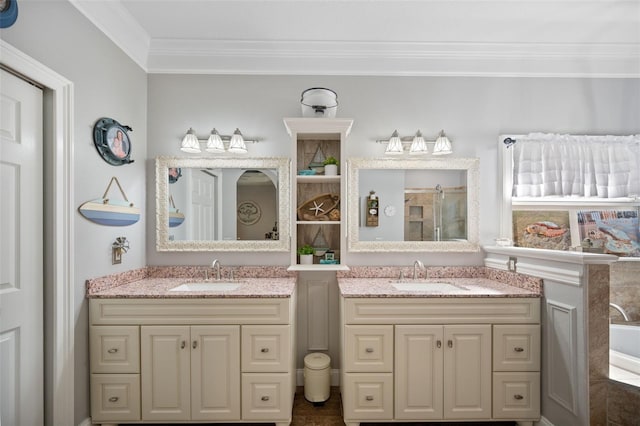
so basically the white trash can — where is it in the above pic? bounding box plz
[303,352,331,403]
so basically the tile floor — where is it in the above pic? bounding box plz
[141,386,517,426]
[291,387,516,426]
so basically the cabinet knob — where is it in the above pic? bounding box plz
[514,347,524,352]
[261,396,270,401]
[193,341,198,349]
[447,340,453,348]
[180,340,186,349]
[365,348,374,353]
[107,348,118,354]
[261,348,269,353]
[108,396,119,402]
[436,340,442,348]
[365,395,374,401]
[514,394,524,400]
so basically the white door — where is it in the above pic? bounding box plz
[190,170,217,240]
[0,69,44,426]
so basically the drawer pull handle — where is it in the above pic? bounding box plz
[261,348,269,353]
[365,396,374,401]
[437,340,442,348]
[193,341,198,349]
[365,348,374,353]
[448,340,453,348]
[180,341,186,349]
[514,347,524,352]
[108,397,119,402]
[261,396,270,401]
[107,348,118,354]
[514,394,524,400]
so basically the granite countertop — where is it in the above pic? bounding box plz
[87,277,296,299]
[338,277,541,298]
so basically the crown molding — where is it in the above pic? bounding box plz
[68,0,150,71]
[146,39,640,77]
[69,0,640,77]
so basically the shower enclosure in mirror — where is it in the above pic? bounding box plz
[156,156,290,251]
[347,157,479,252]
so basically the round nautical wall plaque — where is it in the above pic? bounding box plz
[93,117,134,166]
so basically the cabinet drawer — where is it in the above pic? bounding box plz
[342,373,393,421]
[493,325,540,372]
[90,374,140,422]
[241,373,292,421]
[344,325,393,372]
[492,372,540,419]
[242,325,291,372]
[90,326,139,373]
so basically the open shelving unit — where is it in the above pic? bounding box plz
[283,117,353,271]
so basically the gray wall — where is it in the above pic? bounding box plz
[2,2,640,423]
[147,74,640,266]
[1,3,147,423]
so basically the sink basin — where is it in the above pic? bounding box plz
[391,281,467,292]
[169,282,243,292]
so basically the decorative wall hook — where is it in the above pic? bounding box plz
[112,236,130,265]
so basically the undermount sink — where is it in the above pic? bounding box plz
[390,281,467,292]
[169,281,243,292]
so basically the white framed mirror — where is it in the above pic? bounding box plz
[347,157,480,252]
[156,156,291,251]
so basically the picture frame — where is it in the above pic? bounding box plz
[237,200,261,226]
[512,210,572,250]
[92,117,134,166]
[168,167,182,183]
[577,209,640,256]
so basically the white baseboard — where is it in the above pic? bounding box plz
[296,368,340,387]
[78,418,91,426]
[536,416,555,426]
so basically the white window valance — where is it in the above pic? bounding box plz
[512,133,640,198]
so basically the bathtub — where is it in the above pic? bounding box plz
[610,323,640,376]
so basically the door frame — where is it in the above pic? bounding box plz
[1,39,75,426]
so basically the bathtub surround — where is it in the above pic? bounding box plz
[610,261,640,322]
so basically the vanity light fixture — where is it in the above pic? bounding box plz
[378,130,453,156]
[180,127,257,154]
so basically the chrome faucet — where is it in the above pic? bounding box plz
[413,260,425,280]
[211,258,222,281]
[610,303,631,322]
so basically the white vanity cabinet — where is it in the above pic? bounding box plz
[89,296,296,426]
[340,296,541,426]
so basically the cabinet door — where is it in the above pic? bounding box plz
[443,324,491,419]
[395,325,444,420]
[141,326,190,421]
[191,325,241,420]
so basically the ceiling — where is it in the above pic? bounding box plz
[69,0,640,77]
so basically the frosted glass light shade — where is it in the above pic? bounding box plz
[227,128,248,154]
[180,128,201,153]
[205,128,225,153]
[409,130,428,155]
[432,130,452,155]
[385,130,404,155]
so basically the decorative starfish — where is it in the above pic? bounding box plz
[309,201,325,216]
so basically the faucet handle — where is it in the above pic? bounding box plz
[229,269,235,281]
[398,270,405,281]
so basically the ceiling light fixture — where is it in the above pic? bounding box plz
[377,130,453,156]
[180,128,258,154]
